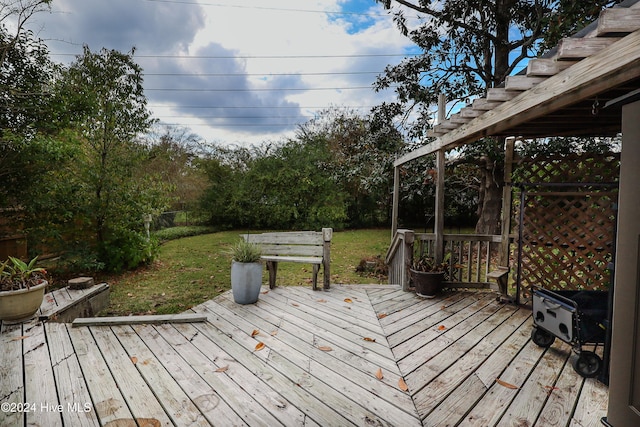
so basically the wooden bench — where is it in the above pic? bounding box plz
[243,228,332,290]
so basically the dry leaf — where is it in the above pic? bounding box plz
[130,356,138,364]
[344,298,353,303]
[495,378,519,389]
[255,342,266,351]
[375,368,384,380]
[251,329,260,337]
[437,325,446,331]
[291,303,300,307]
[317,299,327,303]
[377,313,387,319]
[215,365,229,373]
[363,337,376,342]
[440,306,446,310]
[261,290,269,294]
[11,335,29,341]
[398,378,409,392]
[318,346,333,352]
[270,330,278,336]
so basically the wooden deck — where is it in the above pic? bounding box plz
[0,285,608,426]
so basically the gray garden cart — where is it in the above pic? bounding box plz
[531,287,609,378]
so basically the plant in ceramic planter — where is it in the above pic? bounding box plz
[230,240,263,305]
[410,253,449,298]
[0,256,48,321]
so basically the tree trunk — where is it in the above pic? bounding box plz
[475,156,504,235]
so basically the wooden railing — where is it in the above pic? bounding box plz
[386,229,510,292]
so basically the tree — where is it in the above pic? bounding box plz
[296,108,404,227]
[0,1,56,207]
[374,0,622,233]
[50,46,168,270]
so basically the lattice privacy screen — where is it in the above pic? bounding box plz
[511,153,619,304]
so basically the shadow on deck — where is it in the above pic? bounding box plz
[0,285,608,426]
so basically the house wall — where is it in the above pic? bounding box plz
[607,99,640,426]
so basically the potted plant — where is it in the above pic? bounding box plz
[0,256,48,322]
[410,253,449,298]
[230,239,263,304]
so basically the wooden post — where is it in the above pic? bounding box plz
[496,136,516,297]
[391,165,400,239]
[434,149,445,264]
[322,228,332,290]
[402,230,415,292]
[434,94,447,264]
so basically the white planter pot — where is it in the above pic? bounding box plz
[231,261,263,304]
[0,280,47,322]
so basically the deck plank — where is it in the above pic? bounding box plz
[0,286,610,426]
[45,323,99,427]
[133,323,249,426]
[0,324,25,427]
[89,326,174,426]
[68,326,138,425]
[23,321,62,427]
[111,324,212,426]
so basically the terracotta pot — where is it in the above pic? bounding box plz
[410,270,444,298]
[0,280,47,322]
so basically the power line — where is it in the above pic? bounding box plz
[51,53,417,59]
[145,86,383,92]
[142,0,392,18]
[144,71,382,77]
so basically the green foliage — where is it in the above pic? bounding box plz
[153,226,218,242]
[0,256,47,291]
[230,239,262,263]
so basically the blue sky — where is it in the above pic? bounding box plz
[29,0,416,146]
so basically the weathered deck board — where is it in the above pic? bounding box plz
[0,285,609,426]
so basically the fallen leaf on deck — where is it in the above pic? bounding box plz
[545,385,559,395]
[291,303,299,307]
[363,337,376,342]
[251,329,260,337]
[255,342,265,351]
[318,346,333,351]
[130,356,138,364]
[215,365,229,373]
[317,299,327,303]
[440,306,446,310]
[495,378,519,389]
[261,290,269,294]
[377,313,387,319]
[12,335,29,341]
[375,368,384,380]
[437,325,446,331]
[398,378,409,392]
[270,330,278,336]
[344,298,353,303]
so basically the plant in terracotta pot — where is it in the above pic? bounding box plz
[410,253,449,298]
[0,256,48,322]
[229,239,263,304]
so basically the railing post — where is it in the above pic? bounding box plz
[435,149,445,264]
[392,166,400,239]
[402,230,415,291]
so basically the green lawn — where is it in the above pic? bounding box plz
[100,228,391,316]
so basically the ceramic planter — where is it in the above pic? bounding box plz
[0,280,47,322]
[231,261,263,304]
[410,269,444,298]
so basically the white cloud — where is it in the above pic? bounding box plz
[32,0,413,146]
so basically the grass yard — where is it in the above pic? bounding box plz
[100,228,391,316]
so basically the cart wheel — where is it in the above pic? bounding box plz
[531,328,555,348]
[572,351,602,378]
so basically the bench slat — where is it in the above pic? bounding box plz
[258,244,323,257]
[261,256,323,264]
[244,232,323,245]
